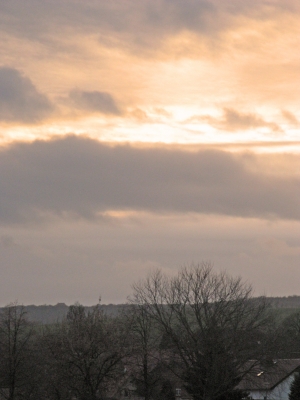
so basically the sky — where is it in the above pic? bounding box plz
[0,0,299,305]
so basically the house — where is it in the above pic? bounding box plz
[117,357,300,400]
[237,359,300,400]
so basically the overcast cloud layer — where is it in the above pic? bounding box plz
[1,0,300,46]
[0,212,299,305]
[0,136,298,225]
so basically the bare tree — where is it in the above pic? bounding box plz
[125,305,163,400]
[280,311,300,358]
[131,263,276,400]
[0,303,36,400]
[44,303,128,400]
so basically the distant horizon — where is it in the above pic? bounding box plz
[3,294,300,309]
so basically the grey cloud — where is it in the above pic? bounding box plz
[69,89,121,115]
[282,110,299,126]
[0,67,53,123]
[221,108,281,132]
[189,108,282,132]
[0,1,217,40]
[0,1,298,51]
[0,135,298,224]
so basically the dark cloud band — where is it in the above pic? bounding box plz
[0,135,298,224]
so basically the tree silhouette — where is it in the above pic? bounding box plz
[131,263,276,400]
[0,303,36,400]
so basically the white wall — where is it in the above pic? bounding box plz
[249,373,295,400]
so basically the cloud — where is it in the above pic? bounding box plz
[0,67,53,123]
[0,235,15,248]
[128,108,150,122]
[0,214,299,305]
[281,110,299,126]
[188,108,282,132]
[0,1,298,126]
[1,1,299,53]
[258,237,300,257]
[221,108,281,132]
[69,89,121,115]
[0,135,298,224]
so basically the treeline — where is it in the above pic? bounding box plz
[2,297,300,326]
[268,296,300,309]
[1,264,300,400]
[0,303,128,324]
